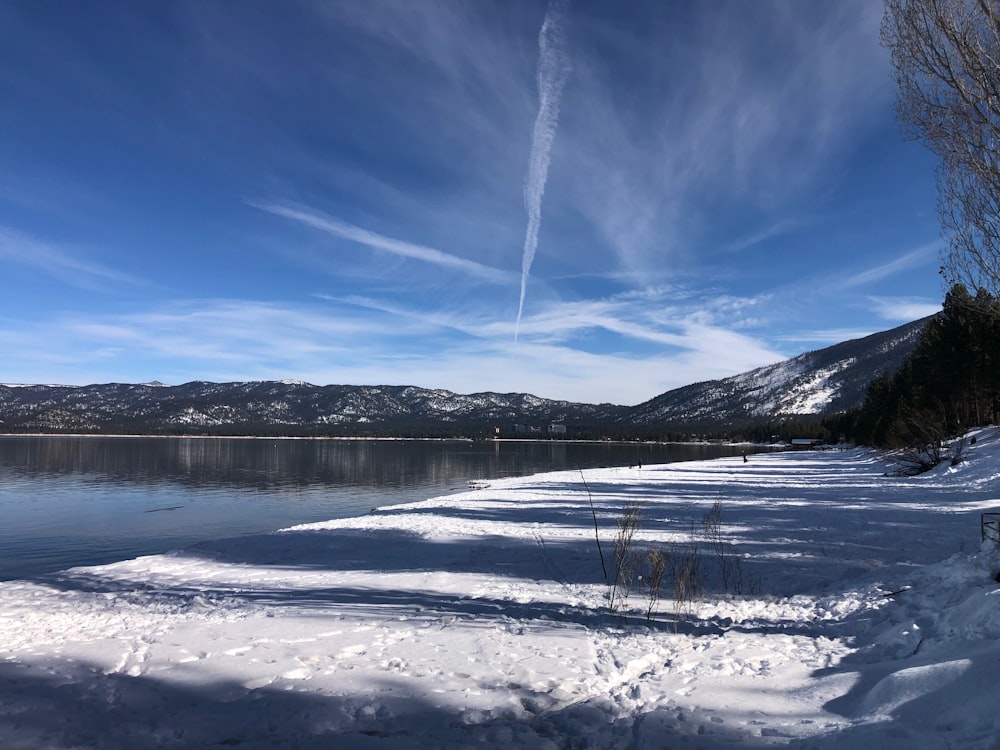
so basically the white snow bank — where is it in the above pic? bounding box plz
[2,432,999,748]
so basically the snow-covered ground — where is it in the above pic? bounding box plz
[2,431,1000,749]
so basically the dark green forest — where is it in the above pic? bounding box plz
[843,285,999,453]
[753,285,1000,457]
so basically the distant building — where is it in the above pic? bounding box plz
[548,423,567,435]
[791,438,818,449]
[513,423,531,434]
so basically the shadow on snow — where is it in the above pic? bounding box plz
[0,657,832,750]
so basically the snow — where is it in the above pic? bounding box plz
[774,359,855,414]
[0,383,74,389]
[2,432,1000,749]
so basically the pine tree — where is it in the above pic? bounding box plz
[852,284,1000,449]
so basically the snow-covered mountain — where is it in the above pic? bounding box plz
[0,381,628,435]
[629,317,930,429]
[0,318,929,435]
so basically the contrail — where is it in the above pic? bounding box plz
[515,0,571,341]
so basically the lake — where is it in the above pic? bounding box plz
[0,436,752,581]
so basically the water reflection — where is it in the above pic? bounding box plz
[0,437,745,489]
[0,437,748,580]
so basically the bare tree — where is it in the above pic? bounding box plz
[882,0,1000,295]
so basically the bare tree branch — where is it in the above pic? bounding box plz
[884,0,1000,295]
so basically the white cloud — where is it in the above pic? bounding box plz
[253,203,516,284]
[0,291,788,404]
[774,328,884,346]
[317,290,786,401]
[0,3,928,405]
[839,242,940,289]
[0,225,144,289]
[868,296,941,322]
[557,2,890,275]
[723,219,808,255]
[516,0,572,338]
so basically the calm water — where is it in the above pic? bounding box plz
[0,436,749,581]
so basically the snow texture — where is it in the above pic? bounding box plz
[2,430,1000,748]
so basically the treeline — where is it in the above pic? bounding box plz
[701,285,1000,451]
[846,285,1000,448]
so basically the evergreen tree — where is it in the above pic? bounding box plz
[852,284,1000,448]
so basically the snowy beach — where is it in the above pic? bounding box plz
[2,434,999,749]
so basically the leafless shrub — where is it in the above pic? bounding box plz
[892,409,947,475]
[669,540,703,627]
[702,500,735,593]
[609,503,642,617]
[950,435,969,466]
[729,553,745,595]
[612,501,760,627]
[894,446,941,475]
[701,500,753,596]
[641,546,669,622]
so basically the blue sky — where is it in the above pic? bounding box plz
[0,1,945,405]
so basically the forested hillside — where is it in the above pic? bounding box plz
[851,285,1000,452]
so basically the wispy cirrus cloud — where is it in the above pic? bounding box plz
[774,328,884,345]
[838,242,940,290]
[868,296,941,322]
[0,299,423,384]
[559,2,889,274]
[253,202,516,284]
[339,291,786,401]
[722,218,809,255]
[0,3,939,401]
[0,295,782,403]
[326,287,784,391]
[0,225,143,289]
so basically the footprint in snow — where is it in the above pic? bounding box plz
[244,676,275,690]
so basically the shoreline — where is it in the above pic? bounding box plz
[4,440,994,746]
[0,439,756,582]
[0,432,777,448]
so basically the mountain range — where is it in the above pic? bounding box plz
[0,317,930,437]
